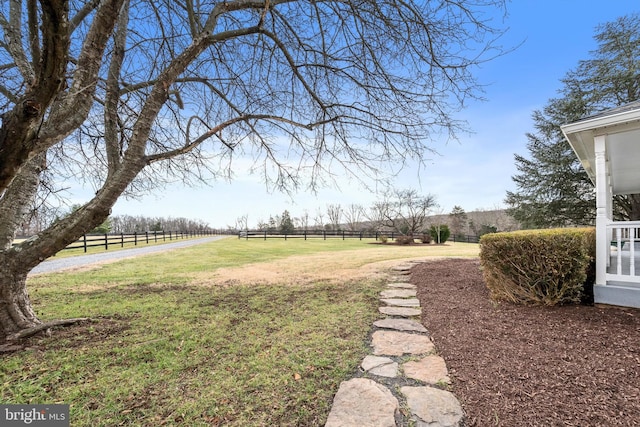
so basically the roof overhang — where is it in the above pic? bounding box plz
[561,104,640,195]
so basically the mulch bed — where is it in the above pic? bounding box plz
[411,258,640,427]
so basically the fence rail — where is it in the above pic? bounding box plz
[13,230,224,253]
[239,230,480,243]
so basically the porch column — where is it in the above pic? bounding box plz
[594,135,608,286]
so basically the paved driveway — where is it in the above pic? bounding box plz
[29,235,229,275]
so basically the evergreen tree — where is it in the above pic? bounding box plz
[279,210,295,234]
[448,206,468,237]
[506,14,640,227]
[506,98,596,227]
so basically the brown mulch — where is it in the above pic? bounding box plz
[411,258,640,427]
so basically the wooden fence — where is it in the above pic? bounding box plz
[239,230,390,240]
[239,230,481,243]
[65,230,224,252]
[12,230,223,253]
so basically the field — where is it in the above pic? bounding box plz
[1,238,479,426]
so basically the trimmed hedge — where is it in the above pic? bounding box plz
[479,228,595,306]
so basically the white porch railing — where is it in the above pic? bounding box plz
[607,221,640,283]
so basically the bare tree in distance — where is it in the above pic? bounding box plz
[366,202,389,232]
[234,214,249,232]
[297,209,310,231]
[374,189,438,236]
[110,215,212,233]
[0,0,506,337]
[326,203,343,231]
[313,208,326,231]
[343,204,365,232]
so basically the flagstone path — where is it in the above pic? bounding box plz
[325,261,464,427]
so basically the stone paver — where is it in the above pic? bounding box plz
[371,330,434,356]
[361,355,398,378]
[386,282,417,289]
[324,264,463,427]
[380,298,420,307]
[379,306,422,317]
[401,386,463,427]
[325,378,398,427]
[374,318,428,333]
[380,289,417,298]
[402,355,450,385]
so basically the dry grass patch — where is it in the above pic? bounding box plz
[190,243,480,286]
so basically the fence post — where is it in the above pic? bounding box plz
[104,233,108,250]
[304,230,307,241]
[83,234,87,253]
[121,233,124,247]
[145,231,149,244]
[134,231,138,246]
[263,230,266,241]
[163,231,166,242]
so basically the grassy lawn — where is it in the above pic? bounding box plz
[2,238,479,426]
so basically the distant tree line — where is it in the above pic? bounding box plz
[16,207,213,237]
[109,215,213,234]
[237,188,519,237]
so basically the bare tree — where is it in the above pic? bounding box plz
[313,208,325,231]
[256,219,269,231]
[0,0,506,337]
[297,209,310,230]
[344,204,364,232]
[235,214,249,232]
[366,202,391,233]
[377,189,438,236]
[326,203,343,231]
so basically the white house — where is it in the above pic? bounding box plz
[561,100,640,308]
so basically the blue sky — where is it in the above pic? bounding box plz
[110,1,640,228]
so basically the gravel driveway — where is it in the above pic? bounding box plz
[29,235,228,275]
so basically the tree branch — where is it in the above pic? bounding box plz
[0,1,34,81]
[144,114,315,163]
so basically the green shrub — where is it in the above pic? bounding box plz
[429,224,450,243]
[479,228,595,306]
[395,235,414,245]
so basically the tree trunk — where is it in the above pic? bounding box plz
[0,267,40,337]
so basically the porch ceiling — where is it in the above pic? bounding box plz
[562,102,640,195]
